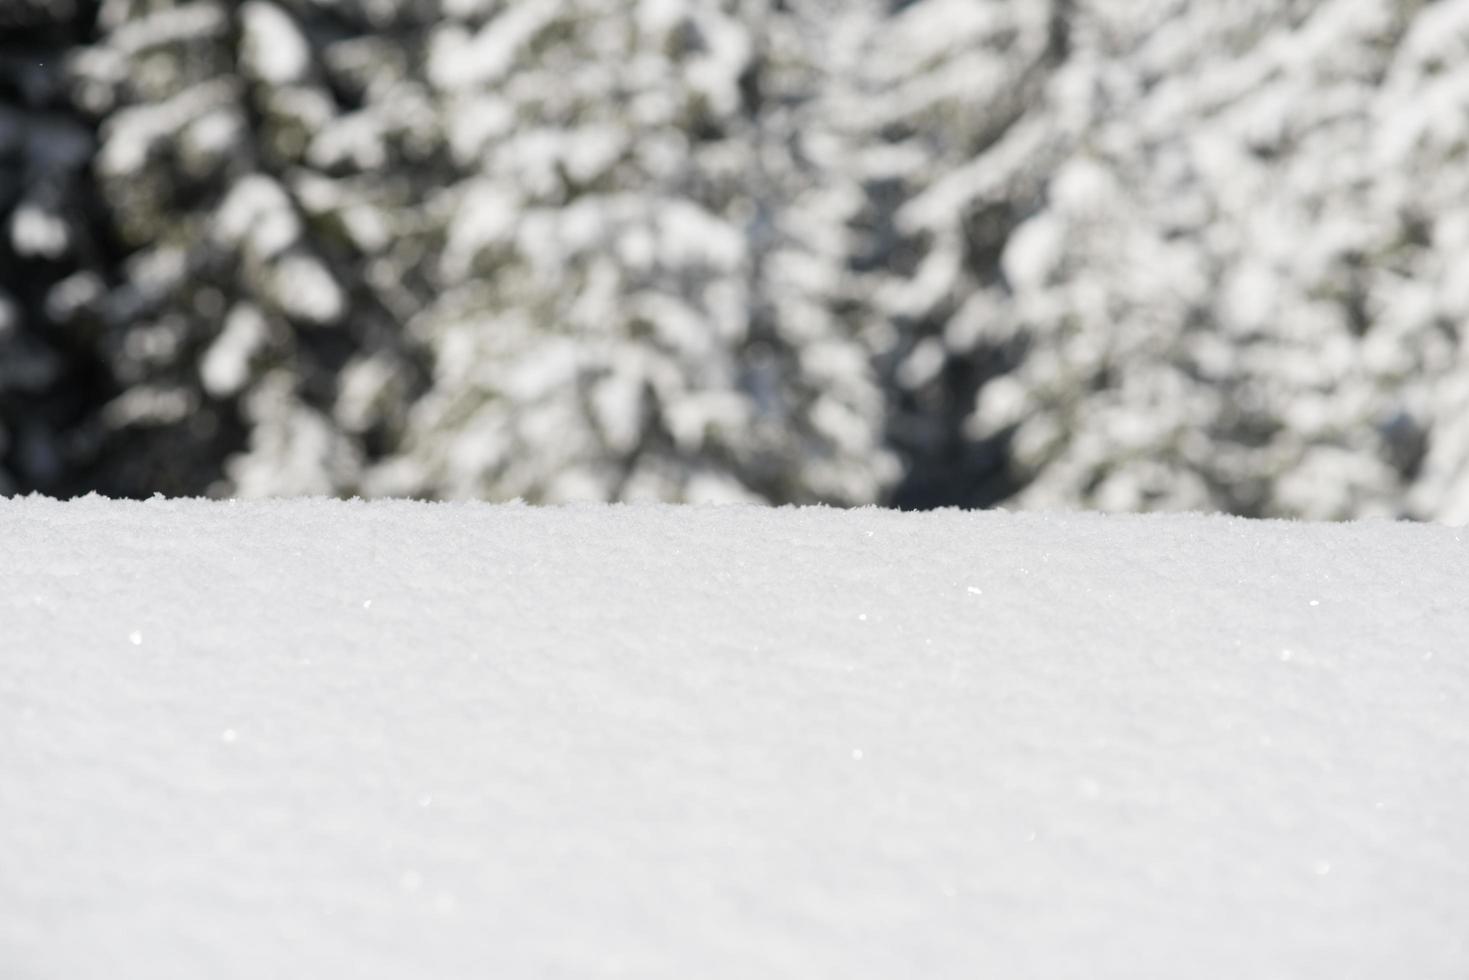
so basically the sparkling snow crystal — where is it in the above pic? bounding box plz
[1,498,1467,978]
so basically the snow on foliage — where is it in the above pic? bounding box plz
[5,0,1469,518]
[857,0,1469,519]
[43,0,892,504]
[374,0,894,504]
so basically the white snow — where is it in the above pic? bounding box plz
[214,174,300,259]
[1,498,1467,978]
[239,1,312,86]
[8,203,70,260]
[428,5,564,92]
[200,304,270,398]
[271,254,345,326]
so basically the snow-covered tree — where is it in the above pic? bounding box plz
[842,0,1075,509]
[54,0,892,504]
[1,0,106,494]
[1370,0,1469,523]
[974,0,1424,519]
[12,0,1469,521]
[857,0,1467,520]
[370,0,894,504]
[66,0,433,496]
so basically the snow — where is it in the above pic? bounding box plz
[2,498,1467,978]
[8,202,70,260]
[239,1,312,87]
[428,5,564,92]
[200,304,270,398]
[214,175,300,260]
[272,253,345,326]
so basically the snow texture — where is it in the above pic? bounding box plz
[2,497,1467,978]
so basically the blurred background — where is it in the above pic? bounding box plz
[3,0,1467,519]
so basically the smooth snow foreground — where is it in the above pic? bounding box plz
[2,498,1467,979]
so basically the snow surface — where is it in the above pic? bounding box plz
[2,497,1468,979]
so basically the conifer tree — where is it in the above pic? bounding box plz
[374,0,894,503]
[68,0,433,496]
[856,0,1453,519]
[1,0,105,494]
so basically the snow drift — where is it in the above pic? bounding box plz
[2,497,1467,978]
